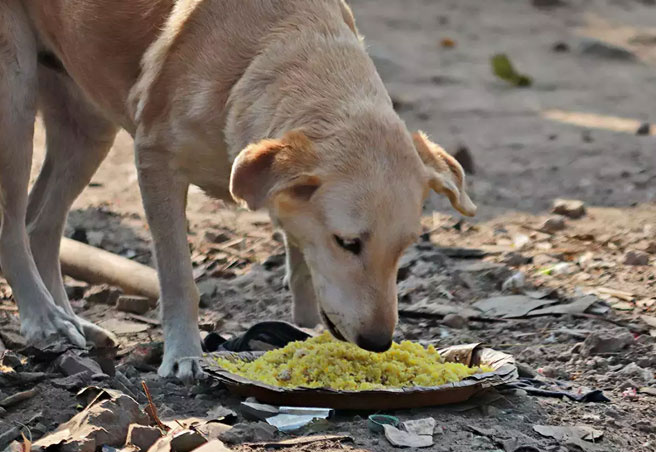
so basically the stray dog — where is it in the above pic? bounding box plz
[0,0,475,382]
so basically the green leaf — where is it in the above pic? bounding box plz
[491,53,533,87]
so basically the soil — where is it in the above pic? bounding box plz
[2,0,656,451]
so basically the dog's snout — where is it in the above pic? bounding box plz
[356,333,393,353]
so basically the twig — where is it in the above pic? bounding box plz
[142,381,167,431]
[0,389,37,408]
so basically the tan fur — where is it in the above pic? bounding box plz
[1,0,475,381]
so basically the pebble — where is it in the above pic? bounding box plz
[636,122,651,136]
[503,252,531,267]
[552,199,586,219]
[624,250,650,266]
[116,295,155,315]
[541,215,566,233]
[85,284,122,305]
[501,272,526,293]
[442,314,467,329]
[579,39,636,61]
[127,424,162,451]
[219,422,277,445]
[615,362,654,386]
[581,331,634,356]
[645,242,656,254]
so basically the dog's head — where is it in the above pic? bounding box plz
[230,121,475,352]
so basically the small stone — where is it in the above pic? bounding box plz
[85,284,122,305]
[442,314,467,329]
[503,252,531,267]
[116,295,155,315]
[645,242,656,254]
[539,366,569,380]
[197,278,221,308]
[541,216,566,233]
[624,250,650,266]
[219,422,277,445]
[581,331,634,356]
[579,39,636,60]
[126,424,162,451]
[502,272,526,293]
[636,123,651,136]
[552,42,570,52]
[615,362,654,386]
[552,199,586,219]
[55,351,104,377]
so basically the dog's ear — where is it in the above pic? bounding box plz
[412,131,477,216]
[230,131,321,210]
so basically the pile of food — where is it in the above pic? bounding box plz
[212,332,493,391]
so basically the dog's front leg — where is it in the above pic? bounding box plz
[285,236,321,328]
[135,144,203,383]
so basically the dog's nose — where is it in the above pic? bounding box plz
[357,333,393,353]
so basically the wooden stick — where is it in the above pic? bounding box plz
[60,237,160,300]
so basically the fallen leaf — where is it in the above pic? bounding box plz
[491,54,532,87]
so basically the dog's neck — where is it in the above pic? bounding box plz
[223,12,394,161]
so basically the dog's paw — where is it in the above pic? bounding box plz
[158,355,205,384]
[158,334,205,384]
[21,305,86,349]
[77,317,118,349]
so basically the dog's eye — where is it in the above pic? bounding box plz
[334,235,362,255]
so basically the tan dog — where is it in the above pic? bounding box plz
[0,0,475,382]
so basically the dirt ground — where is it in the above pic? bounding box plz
[2,0,656,451]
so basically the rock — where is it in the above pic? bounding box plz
[624,250,650,266]
[645,242,656,254]
[65,281,89,300]
[615,362,654,386]
[552,42,570,52]
[51,373,91,391]
[401,418,437,436]
[453,146,475,175]
[56,351,104,377]
[579,39,636,61]
[542,215,566,233]
[170,430,207,452]
[85,284,122,305]
[116,295,156,315]
[219,422,277,445]
[442,314,467,329]
[581,331,634,356]
[126,424,161,451]
[539,366,569,380]
[503,252,531,267]
[502,272,526,293]
[552,199,586,219]
[383,424,433,448]
[636,122,651,136]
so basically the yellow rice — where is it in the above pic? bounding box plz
[213,332,493,391]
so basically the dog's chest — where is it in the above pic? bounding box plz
[171,128,234,201]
